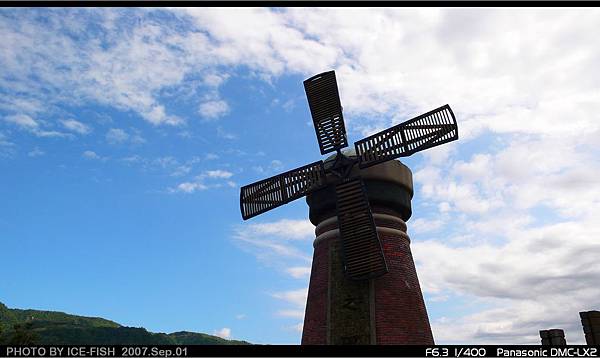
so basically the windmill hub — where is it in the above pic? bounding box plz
[323,147,357,168]
[326,149,358,180]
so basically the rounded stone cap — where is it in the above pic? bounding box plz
[306,150,414,225]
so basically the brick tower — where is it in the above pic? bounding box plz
[301,151,434,345]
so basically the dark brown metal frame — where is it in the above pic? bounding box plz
[355,104,458,169]
[240,160,326,220]
[335,178,388,280]
[304,71,349,155]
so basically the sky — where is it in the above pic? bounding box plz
[1,7,599,345]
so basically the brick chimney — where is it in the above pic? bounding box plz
[540,329,567,346]
[301,153,434,344]
[580,311,600,345]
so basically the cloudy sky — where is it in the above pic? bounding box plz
[1,8,599,344]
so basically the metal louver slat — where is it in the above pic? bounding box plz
[304,71,349,155]
[335,178,388,280]
[240,161,326,220]
[355,104,458,168]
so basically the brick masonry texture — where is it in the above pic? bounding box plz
[301,235,329,344]
[302,209,434,345]
[373,215,434,345]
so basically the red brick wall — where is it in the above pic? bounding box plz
[374,229,434,344]
[302,211,434,345]
[301,236,329,344]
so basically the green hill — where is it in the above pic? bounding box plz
[0,302,250,345]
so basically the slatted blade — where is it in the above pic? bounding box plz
[240,161,326,220]
[355,104,458,168]
[335,178,388,280]
[304,71,348,155]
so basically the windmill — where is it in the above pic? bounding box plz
[240,70,458,281]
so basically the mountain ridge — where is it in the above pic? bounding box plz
[0,302,250,345]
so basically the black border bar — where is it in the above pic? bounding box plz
[1,345,600,357]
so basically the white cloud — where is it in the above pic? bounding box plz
[106,128,129,144]
[233,219,313,334]
[3,8,599,137]
[414,223,600,344]
[130,129,147,144]
[276,309,305,319]
[0,97,44,115]
[4,114,69,138]
[271,288,308,308]
[205,170,233,179]
[199,99,230,120]
[34,130,69,138]
[213,327,231,339]
[271,288,309,326]
[282,99,295,112]
[235,314,246,320]
[120,154,221,179]
[143,105,182,126]
[216,126,237,140]
[203,73,229,87]
[285,266,311,279]
[178,8,339,77]
[27,147,45,157]
[120,155,143,164]
[269,160,283,171]
[170,169,235,194]
[171,181,208,194]
[252,159,286,175]
[247,219,314,240]
[232,219,314,281]
[104,127,145,145]
[407,130,600,343]
[171,165,191,177]
[5,114,39,129]
[82,150,102,159]
[61,119,91,135]
[410,217,445,234]
[0,10,188,127]
[0,132,14,147]
[289,323,303,333]
[153,156,178,169]
[235,234,309,262]
[0,132,15,157]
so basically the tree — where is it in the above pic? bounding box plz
[9,323,38,345]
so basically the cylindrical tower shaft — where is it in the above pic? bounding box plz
[301,157,434,345]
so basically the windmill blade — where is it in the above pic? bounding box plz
[335,178,388,280]
[354,104,458,169]
[240,161,327,220]
[304,71,349,155]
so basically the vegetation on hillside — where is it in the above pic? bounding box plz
[0,302,250,345]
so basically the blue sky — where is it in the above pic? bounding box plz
[1,8,600,344]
